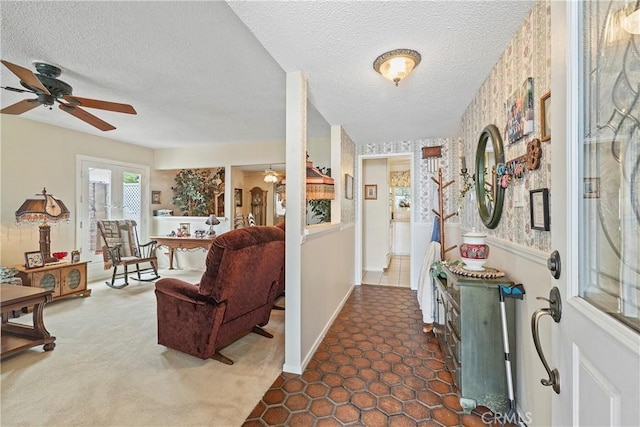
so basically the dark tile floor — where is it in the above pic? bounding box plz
[244,285,501,426]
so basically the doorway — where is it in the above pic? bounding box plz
[358,154,413,288]
[76,156,149,276]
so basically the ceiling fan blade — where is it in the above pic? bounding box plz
[58,103,116,131]
[1,60,51,95]
[1,99,40,115]
[2,85,34,94]
[63,95,136,114]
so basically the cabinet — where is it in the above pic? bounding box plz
[16,261,91,303]
[433,267,515,414]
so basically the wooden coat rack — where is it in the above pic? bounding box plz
[431,168,458,260]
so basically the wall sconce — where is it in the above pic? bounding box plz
[15,188,70,264]
[373,49,421,86]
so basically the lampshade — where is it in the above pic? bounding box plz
[279,156,335,201]
[373,49,421,86]
[16,188,70,264]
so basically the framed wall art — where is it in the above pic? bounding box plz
[151,190,161,204]
[25,251,45,269]
[583,177,600,199]
[540,91,551,142]
[505,77,534,144]
[345,174,354,200]
[529,188,550,231]
[364,184,377,200]
[234,188,243,207]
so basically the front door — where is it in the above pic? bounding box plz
[550,2,639,424]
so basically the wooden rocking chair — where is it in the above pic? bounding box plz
[97,219,160,289]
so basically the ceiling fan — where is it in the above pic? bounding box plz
[1,59,136,131]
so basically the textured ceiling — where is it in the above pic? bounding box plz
[1,1,534,149]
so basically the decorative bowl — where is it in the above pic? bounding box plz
[52,251,68,261]
[460,229,489,271]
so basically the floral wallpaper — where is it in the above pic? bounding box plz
[341,127,356,224]
[390,171,411,188]
[459,0,551,252]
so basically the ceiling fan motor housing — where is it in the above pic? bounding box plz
[19,62,72,97]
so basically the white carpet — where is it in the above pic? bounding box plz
[0,269,284,427]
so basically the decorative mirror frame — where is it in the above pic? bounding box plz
[475,124,505,229]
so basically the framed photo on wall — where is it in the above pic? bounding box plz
[540,91,551,142]
[234,188,243,207]
[151,191,161,204]
[364,184,377,200]
[505,77,534,144]
[530,188,550,231]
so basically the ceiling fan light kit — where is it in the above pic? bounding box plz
[373,49,421,86]
[1,59,136,131]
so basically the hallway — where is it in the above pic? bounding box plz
[244,285,498,426]
[362,255,410,287]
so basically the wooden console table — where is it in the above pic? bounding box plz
[16,261,91,303]
[152,236,215,270]
[1,284,56,359]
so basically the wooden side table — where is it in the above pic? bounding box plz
[1,284,56,359]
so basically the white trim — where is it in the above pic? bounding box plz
[485,235,548,266]
[567,296,640,353]
[356,152,415,289]
[304,223,342,240]
[284,284,355,374]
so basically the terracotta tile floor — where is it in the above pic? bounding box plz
[244,285,501,426]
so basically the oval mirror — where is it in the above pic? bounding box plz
[475,124,505,229]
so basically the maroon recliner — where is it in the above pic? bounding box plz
[154,226,285,364]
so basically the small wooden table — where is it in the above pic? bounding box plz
[1,284,56,359]
[152,236,215,270]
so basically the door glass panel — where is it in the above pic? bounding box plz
[581,0,640,332]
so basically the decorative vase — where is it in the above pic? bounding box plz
[459,228,489,271]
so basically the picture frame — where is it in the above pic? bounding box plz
[364,184,377,200]
[583,177,600,199]
[71,250,80,263]
[234,188,243,207]
[151,190,161,204]
[540,91,551,142]
[345,174,354,200]
[25,251,45,269]
[179,223,191,236]
[529,188,550,231]
[505,77,535,144]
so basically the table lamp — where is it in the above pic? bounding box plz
[206,214,220,236]
[16,188,70,264]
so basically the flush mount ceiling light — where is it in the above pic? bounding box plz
[373,49,421,86]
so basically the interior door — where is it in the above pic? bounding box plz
[549,2,639,425]
[77,157,148,267]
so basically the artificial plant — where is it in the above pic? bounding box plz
[172,168,224,216]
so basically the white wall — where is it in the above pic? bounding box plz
[0,116,155,267]
[362,158,389,271]
[300,226,355,366]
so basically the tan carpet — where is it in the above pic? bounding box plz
[0,269,284,427]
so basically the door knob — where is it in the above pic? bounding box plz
[531,287,562,394]
[547,250,561,279]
